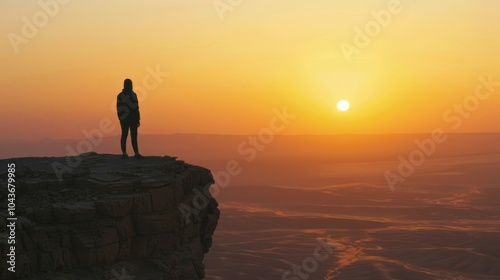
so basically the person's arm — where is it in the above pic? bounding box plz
[135,92,140,126]
[116,94,121,120]
[137,101,140,122]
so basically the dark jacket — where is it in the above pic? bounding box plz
[117,90,140,123]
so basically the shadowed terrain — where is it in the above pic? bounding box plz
[2,134,499,279]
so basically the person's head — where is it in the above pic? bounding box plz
[123,79,133,91]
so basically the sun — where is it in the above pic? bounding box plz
[337,99,350,112]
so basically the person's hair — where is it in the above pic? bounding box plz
[123,79,133,91]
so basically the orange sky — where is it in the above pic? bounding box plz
[1,0,499,140]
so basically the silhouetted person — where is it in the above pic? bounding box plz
[117,79,143,159]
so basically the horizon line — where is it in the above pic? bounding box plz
[2,132,500,143]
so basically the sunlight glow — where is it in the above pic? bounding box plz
[337,100,350,112]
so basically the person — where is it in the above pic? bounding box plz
[117,78,143,159]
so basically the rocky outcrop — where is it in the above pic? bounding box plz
[0,153,219,280]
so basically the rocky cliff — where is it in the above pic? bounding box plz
[0,153,219,280]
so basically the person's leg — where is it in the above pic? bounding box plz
[130,122,139,155]
[120,121,130,157]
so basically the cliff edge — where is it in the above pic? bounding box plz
[0,153,220,280]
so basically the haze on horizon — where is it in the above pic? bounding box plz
[1,0,500,142]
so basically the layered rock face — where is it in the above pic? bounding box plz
[0,153,219,280]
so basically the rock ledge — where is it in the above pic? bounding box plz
[0,153,219,280]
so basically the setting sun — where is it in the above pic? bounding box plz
[337,99,350,112]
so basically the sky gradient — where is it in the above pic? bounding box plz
[1,0,500,140]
